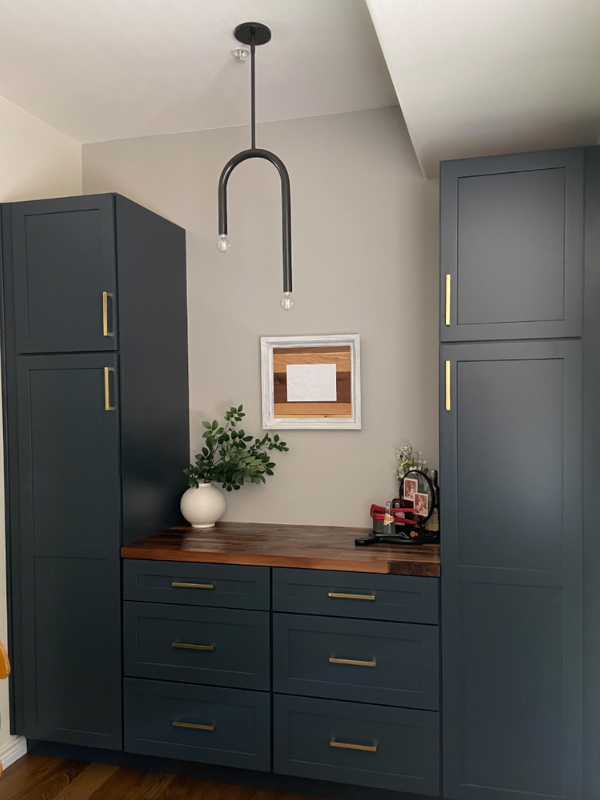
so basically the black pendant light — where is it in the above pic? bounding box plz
[217,22,293,310]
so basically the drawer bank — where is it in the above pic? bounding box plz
[121,525,440,797]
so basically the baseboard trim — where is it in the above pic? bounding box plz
[0,736,27,770]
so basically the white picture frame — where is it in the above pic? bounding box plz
[260,334,361,430]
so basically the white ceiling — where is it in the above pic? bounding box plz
[0,0,598,176]
[367,0,600,177]
[0,0,397,143]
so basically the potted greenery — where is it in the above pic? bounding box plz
[181,405,289,528]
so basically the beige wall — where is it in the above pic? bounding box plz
[83,106,439,527]
[0,94,82,753]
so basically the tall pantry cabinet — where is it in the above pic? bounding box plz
[440,148,600,800]
[1,194,189,748]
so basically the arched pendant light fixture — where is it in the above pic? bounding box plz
[217,22,294,310]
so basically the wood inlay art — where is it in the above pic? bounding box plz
[261,335,361,429]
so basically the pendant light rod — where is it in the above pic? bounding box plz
[217,22,293,303]
[250,30,256,149]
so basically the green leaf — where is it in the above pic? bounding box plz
[202,421,211,429]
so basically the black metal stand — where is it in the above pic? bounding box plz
[355,525,440,547]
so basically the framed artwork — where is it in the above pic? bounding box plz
[260,334,361,430]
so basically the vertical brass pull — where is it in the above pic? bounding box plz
[445,275,451,326]
[102,292,114,337]
[445,361,451,411]
[104,367,115,411]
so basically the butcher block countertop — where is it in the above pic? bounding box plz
[121,522,441,577]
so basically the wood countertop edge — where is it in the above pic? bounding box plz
[120,546,440,577]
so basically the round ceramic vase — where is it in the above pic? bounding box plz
[180,483,226,528]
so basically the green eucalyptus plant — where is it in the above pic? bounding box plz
[184,405,289,492]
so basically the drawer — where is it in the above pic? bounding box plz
[273,568,438,624]
[273,613,439,710]
[124,678,270,771]
[274,694,439,795]
[123,602,270,690]
[123,560,270,609]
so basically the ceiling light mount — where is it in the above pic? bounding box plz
[234,22,272,46]
[218,22,294,310]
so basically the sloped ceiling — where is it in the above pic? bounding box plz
[367,0,600,176]
[0,0,396,143]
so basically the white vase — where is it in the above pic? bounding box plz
[180,483,226,529]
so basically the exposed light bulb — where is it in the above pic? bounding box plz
[280,292,294,311]
[217,234,230,253]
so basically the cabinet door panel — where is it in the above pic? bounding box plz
[17,354,122,748]
[441,149,583,341]
[441,340,582,800]
[10,195,117,352]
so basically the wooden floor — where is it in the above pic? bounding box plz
[0,754,323,800]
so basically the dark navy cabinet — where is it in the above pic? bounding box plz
[440,148,584,342]
[441,340,582,800]
[1,194,189,749]
[122,559,441,793]
[11,195,118,354]
[439,147,599,800]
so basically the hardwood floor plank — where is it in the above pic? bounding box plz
[0,754,55,794]
[54,762,119,800]
[91,767,175,800]
[1,756,327,800]
[1,755,87,800]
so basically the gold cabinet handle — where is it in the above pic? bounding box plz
[445,360,451,411]
[172,642,214,651]
[328,592,375,601]
[104,367,115,411]
[330,739,377,753]
[445,274,451,326]
[329,657,376,667]
[102,291,114,337]
[171,582,214,590]
[172,721,214,731]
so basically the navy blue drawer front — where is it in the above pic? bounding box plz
[123,602,270,690]
[273,613,439,710]
[273,568,438,624]
[274,694,439,795]
[124,678,271,771]
[123,560,270,609]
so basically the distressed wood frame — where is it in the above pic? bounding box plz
[261,334,361,430]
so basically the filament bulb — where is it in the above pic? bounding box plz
[217,234,230,253]
[280,292,294,311]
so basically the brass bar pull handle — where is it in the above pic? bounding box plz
[102,292,114,337]
[330,739,377,753]
[445,275,451,326]
[172,721,214,731]
[171,582,214,590]
[329,657,376,667]
[328,592,375,601]
[104,367,115,411]
[172,642,214,651]
[445,361,451,411]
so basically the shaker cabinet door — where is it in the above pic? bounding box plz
[440,340,582,800]
[16,354,122,748]
[440,149,583,341]
[8,195,118,353]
